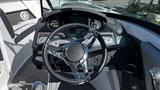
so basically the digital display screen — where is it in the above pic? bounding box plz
[36,32,50,45]
[103,36,114,44]
[93,34,115,46]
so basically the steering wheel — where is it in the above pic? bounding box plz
[42,23,108,84]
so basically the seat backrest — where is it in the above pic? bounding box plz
[0,8,37,82]
[0,8,15,38]
[0,30,10,90]
[0,11,16,69]
[0,8,23,78]
[0,10,15,89]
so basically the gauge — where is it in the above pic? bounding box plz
[115,28,123,35]
[49,19,59,29]
[89,19,102,30]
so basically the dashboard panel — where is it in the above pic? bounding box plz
[32,8,126,70]
[35,11,109,46]
[47,11,106,31]
[35,11,124,47]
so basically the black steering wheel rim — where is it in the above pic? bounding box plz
[42,23,108,84]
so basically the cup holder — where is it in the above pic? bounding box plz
[123,64,137,74]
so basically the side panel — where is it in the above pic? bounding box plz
[0,25,10,90]
[141,43,160,90]
[121,20,160,90]
[121,20,160,51]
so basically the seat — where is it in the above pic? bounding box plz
[0,8,36,43]
[0,8,36,81]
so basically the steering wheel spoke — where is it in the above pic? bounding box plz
[81,30,99,49]
[68,63,81,80]
[80,59,89,74]
[47,41,65,60]
[68,62,90,82]
[48,50,64,60]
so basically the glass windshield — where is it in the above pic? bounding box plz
[47,0,160,26]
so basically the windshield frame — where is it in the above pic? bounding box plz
[46,0,54,10]
[43,0,160,26]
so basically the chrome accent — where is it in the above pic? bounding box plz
[89,19,102,30]
[69,63,81,80]
[48,50,64,60]
[68,63,90,83]
[47,42,65,60]
[80,59,88,74]
[150,67,160,90]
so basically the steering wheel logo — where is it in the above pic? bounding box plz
[20,11,30,21]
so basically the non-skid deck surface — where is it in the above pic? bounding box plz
[57,83,95,90]
[122,73,144,90]
[11,59,48,84]
[11,59,95,90]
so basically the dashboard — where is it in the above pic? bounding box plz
[32,8,125,68]
[35,11,108,45]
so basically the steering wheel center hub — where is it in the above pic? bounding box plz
[64,42,86,62]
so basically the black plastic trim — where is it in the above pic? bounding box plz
[42,8,107,22]
[0,48,3,61]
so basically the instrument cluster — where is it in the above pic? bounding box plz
[47,15,105,31]
[49,19,59,29]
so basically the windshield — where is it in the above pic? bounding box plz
[47,0,160,26]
